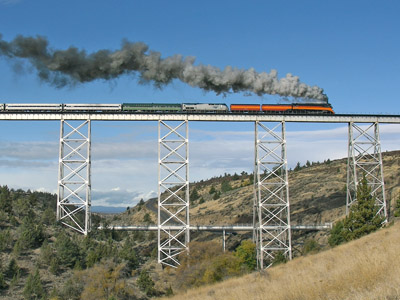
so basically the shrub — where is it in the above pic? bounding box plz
[234,240,256,271]
[272,251,287,266]
[79,261,134,300]
[303,238,321,254]
[177,241,242,288]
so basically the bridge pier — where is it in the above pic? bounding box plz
[157,120,190,268]
[56,119,92,235]
[254,121,292,269]
[346,122,387,220]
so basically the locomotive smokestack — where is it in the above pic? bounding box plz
[0,34,328,101]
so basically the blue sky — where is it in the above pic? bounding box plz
[0,0,399,207]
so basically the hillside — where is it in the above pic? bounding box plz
[162,220,400,300]
[0,150,399,299]
[111,150,400,253]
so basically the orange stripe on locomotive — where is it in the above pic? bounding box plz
[261,105,292,112]
[230,104,260,111]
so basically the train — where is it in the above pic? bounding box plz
[0,102,334,114]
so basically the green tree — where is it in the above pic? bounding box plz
[328,219,346,247]
[137,269,156,296]
[143,213,152,224]
[39,240,53,266]
[41,207,56,225]
[234,240,256,271]
[5,258,19,279]
[55,232,81,268]
[221,181,232,193]
[342,176,384,240]
[23,268,44,300]
[119,237,139,271]
[209,186,216,194]
[0,229,12,252]
[18,215,45,250]
[329,175,384,246]
[190,188,200,203]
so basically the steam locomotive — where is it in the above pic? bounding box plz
[0,102,334,114]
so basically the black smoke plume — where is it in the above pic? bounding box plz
[0,34,328,101]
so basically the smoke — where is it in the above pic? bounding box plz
[0,34,328,101]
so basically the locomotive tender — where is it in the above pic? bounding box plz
[0,102,334,114]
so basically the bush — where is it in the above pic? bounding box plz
[272,251,287,266]
[234,240,256,271]
[79,261,134,300]
[303,238,321,254]
[177,241,242,288]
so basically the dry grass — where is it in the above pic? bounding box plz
[161,221,400,300]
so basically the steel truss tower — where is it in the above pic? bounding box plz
[158,120,190,268]
[254,121,292,269]
[346,122,387,219]
[57,119,91,235]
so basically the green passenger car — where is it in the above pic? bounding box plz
[122,103,182,112]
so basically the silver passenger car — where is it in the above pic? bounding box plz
[182,103,229,112]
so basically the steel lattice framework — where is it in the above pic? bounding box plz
[57,120,91,235]
[254,121,292,269]
[346,122,387,219]
[158,120,190,268]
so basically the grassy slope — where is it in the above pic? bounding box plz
[162,220,400,300]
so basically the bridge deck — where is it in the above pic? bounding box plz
[1,112,400,123]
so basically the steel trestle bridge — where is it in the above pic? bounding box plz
[1,111,399,269]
